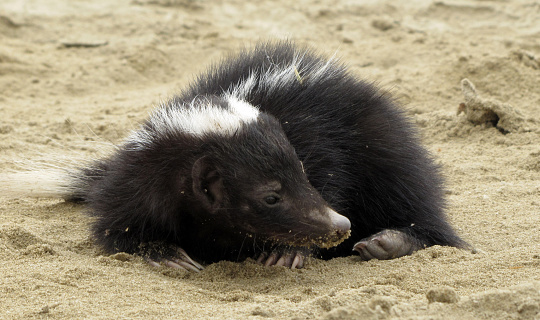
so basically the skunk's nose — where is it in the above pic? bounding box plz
[327,208,351,235]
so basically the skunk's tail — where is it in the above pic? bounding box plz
[0,158,98,201]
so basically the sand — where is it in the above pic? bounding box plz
[1,0,539,319]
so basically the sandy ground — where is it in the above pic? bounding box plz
[1,0,539,319]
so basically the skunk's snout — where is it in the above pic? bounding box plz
[327,207,351,236]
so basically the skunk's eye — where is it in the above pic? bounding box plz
[264,195,280,206]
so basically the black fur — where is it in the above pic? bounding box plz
[72,41,468,264]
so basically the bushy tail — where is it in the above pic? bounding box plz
[1,167,79,199]
[0,155,99,201]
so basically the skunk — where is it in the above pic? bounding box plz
[3,41,468,271]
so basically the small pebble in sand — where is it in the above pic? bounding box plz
[426,286,460,304]
[371,18,397,31]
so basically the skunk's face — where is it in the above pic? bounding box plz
[172,95,350,248]
[224,176,351,248]
[190,114,351,248]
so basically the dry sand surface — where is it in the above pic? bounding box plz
[1,0,539,319]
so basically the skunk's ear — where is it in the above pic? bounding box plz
[191,157,224,213]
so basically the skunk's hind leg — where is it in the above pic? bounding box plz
[353,229,422,260]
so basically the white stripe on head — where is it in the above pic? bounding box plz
[126,47,341,150]
[126,95,260,149]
